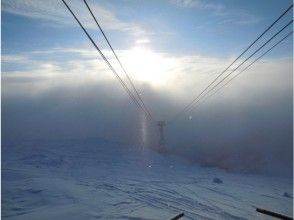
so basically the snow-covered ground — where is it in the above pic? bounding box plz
[2,139,293,220]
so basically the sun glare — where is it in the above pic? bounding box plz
[122,46,172,86]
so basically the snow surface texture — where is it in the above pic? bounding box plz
[2,139,293,220]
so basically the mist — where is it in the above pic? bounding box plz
[2,55,293,177]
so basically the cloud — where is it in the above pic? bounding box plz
[2,50,110,97]
[171,0,224,12]
[2,45,292,103]
[1,46,237,100]
[135,38,151,45]
[2,55,29,63]
[170,0,260,25]
[2,0,147,36]
[171,0,201,8]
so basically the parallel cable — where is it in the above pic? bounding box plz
[62,0,151,119]
[169,31,293,121]
[167,4,293,123]
[83,0,153,119]
[182,20,293,114]
[202,31,293,103]
[177,31,293,116]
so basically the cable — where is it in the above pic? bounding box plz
[167,4,293,123]
[170,31,293,121]
[202,31,293,103]
[184,20,293,113]
[82,0,153,119]
[61,0,152,120]
[170,20,293,123]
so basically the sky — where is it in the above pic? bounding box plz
[2,0,293,176]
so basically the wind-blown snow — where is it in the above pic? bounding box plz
[2,139,293,219]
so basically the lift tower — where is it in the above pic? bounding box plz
[157,120,166,152]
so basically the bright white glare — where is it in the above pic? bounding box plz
[139,111,148,148]
[122,46,174,86]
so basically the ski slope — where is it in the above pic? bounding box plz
[2,139,293,219]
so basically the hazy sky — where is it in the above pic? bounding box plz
[2,0,293,176]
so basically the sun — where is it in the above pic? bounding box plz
[121,46,172,86]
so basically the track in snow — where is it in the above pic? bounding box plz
[2,139,293,219]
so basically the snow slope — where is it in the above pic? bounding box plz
[2,139,293,219]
